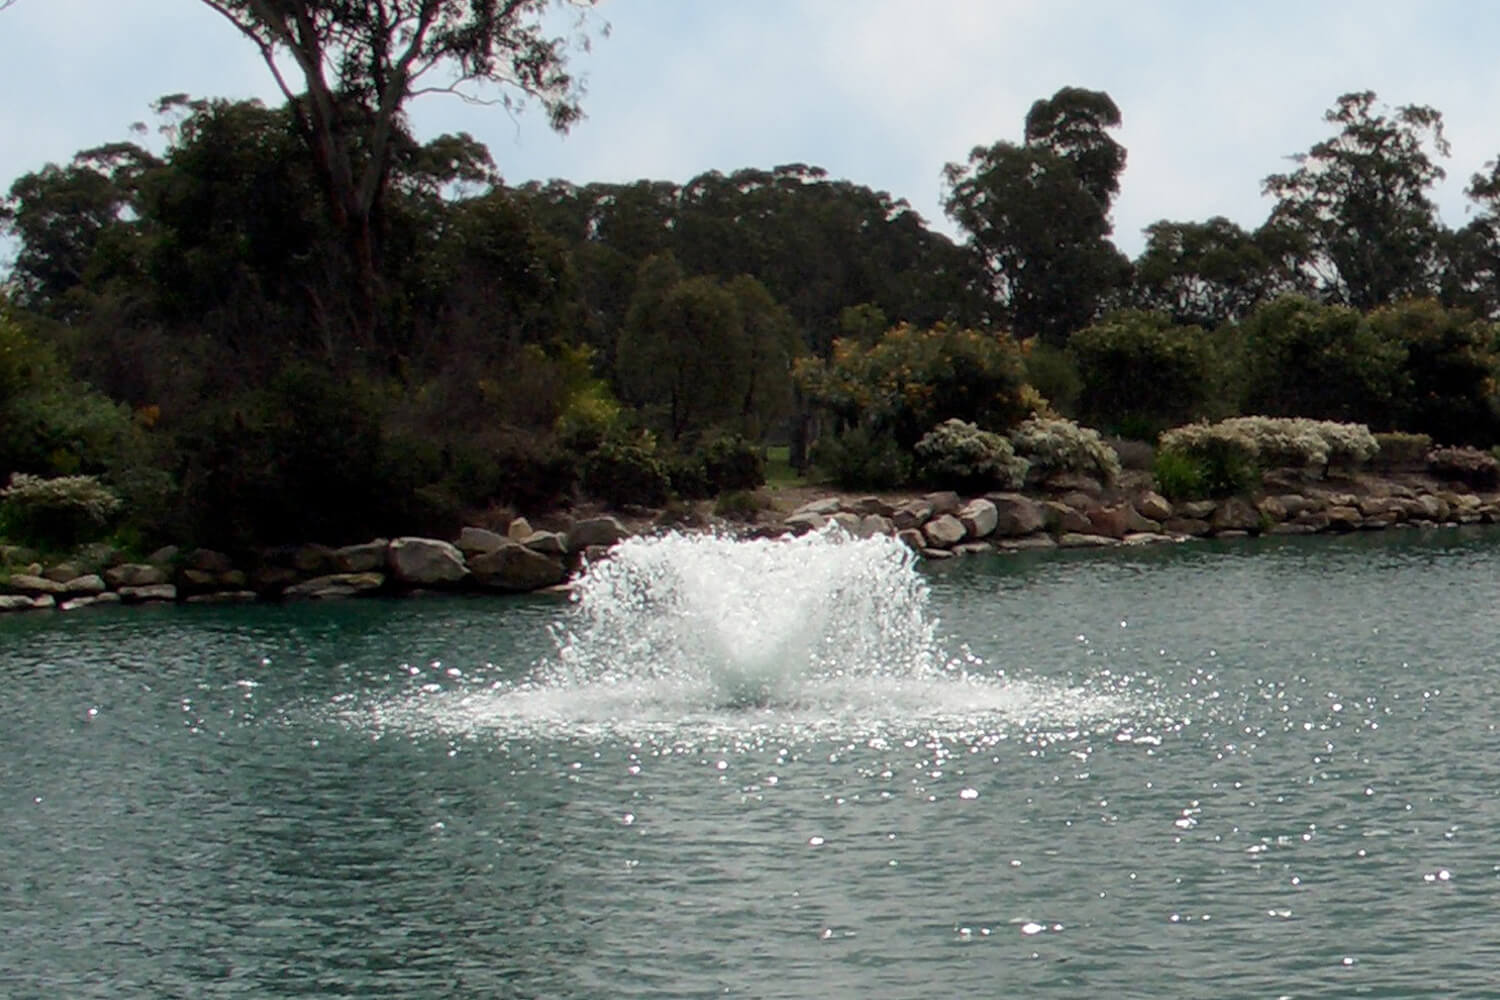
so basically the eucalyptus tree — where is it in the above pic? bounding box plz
[1264,91,1449,309]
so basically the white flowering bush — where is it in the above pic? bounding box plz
[1008,416,1121,485]
[0,472,122,547]
[914,419,1029,490]
[1155,416,1378,498]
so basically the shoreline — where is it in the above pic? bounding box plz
[2,464,1496,614]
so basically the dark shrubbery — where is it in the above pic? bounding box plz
[811,425,913,490]
[581,439,670,507]
[1067,310,1217,438]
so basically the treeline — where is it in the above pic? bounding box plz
[5,82,1500,552]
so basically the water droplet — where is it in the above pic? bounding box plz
[807,836,825,847]
[1020,922,1044,935]
[959,787,979,800]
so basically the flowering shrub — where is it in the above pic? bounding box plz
[1008,416,1121,485]
[1160,417,1376,471]
[914,419,1028,491]
[0,472,122,547]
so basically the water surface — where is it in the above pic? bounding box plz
[4,528,1498,997]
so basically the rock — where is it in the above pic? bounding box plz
[0,544,38,566]
[1041,501,1093,535]
[896,529,926,551]
[1059,490,1097,511]
[118,584,177,603]
[1122,532,1173,546]
[783,512,827,535]
[954,541,994,556]
[1087,504,1131,540]
[507,517,534,541]
[851,496,895,517]
[1325,506,1363,531]
[336,540,389,574]
[1277,494,1318,517]
[1044,472,1104,496]
[1163,517,1211,536]
[987,493,1045,537]
[291,544,340,576]
[458,526,506,555]
[146,545,179,565]
[1123,505,1163,534]
[567,516,627,552]
[43,562,81,584]
[59,596,102,611]
[104,563,168,589]
[924,491,962,516]
[792,497,844,517]
[583,544,613,563]
[521,530,569,556]
[857,514,894,539]
[75,543,120,570]
[249,566,300,595]
[1270,522,1322,536]
[183,548,235,575]
[997,534,1058,552]
[1057,532,1118,548]
[922,513,967,548]
[185,591,258,604]
[29,595,56,610]
[5,574,67,596]
[1211,497,1261,533]
[828,511,859,534]
[469,543,569,592]
[957,499,998,539]
[1292,511,1332,532]
[179,569,219,593]
[388,537,468,586]
[891,501,934,530]
[921,547,956,560]
[1135,491,1173,523]
[1173,500,1215,520]
[0,595,34,612]
[1357,496,1400,519]
[284,572,385,599]
[1360,511,1401,530]
[1256,496,1288,523]
[63,574,106,596]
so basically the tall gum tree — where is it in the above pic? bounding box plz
[197,0,599,361]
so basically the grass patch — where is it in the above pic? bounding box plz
[763,445,806,488]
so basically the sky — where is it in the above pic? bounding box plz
[6,0,1500,259]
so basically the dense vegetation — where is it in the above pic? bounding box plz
[6,2,1500,555]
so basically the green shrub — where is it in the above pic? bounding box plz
[1427,447,1500,490]
[0,472,122,548]
[554,385,622,454]
[1023,342,1082,417]
[713,489,768,521]
[1159,417,1377,485]
[1067,310,1216,437]
[1150,450,1210,501]
[581,440,670,507]
[1374,431,1433,470]
[664,453,713,500]
[699,435,765,493]
[1156,422,1260,497]
[1009,416,1122,484]
[811,425,913,490]
[913,418,1028,491]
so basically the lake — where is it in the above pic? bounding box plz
[4,527,1498,998]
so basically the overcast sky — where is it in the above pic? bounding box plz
[5,0,1500,257]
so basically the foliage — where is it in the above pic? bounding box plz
[1022,341,1081,418]
[810,425,913,491]
[1150,450,1210,502]
[713,489,769,522]
[1426,446,1500,490]
[580,439,670,508]
[1373,431,1433,469]
[1264,91,1449,308]
[1155,424,1260,498]
[1158,417,1377,495]
[698,435,766,493]
[0,472,122,548]
[795,322,1033,448]
[913,419,1028,492]
[1236,295,1406,426]
[1008,416,1121,485]
[1132,217,1305,328]
[1066,311,1216,438]
[1366,298,1500,446]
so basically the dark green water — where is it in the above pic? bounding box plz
[5,528,1500,998]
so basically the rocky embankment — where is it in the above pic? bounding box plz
[3,468,1497,614]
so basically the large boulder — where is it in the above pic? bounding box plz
[387,537,468,586]
[284,573,385,600]
[521,530,569,556]
[922,513,967,548]
[4,574,67,596]
[506,517,534,541]
[831,511,862,534]
[792,497,844,517]
[469,543,569,592]
[857,514,894,539]
[0,594,36,612]
[567,516,627,552]
[1086,504,1131,540]
[851,496,895,517]
[1135,491,1173,523]
[924,491,962,516]
[1210,497,1261,533]
[291,544,340,576]
[336,539,389,574]
[104,563,169,589]
[63,574,106,596]
[1041,501,1093,535]
[183,548,235,575]
[987,493,1045,537]
[891,500,934,531]
[783,512,827,535]
[118,584,177,603]
[458,526,507,556]
[43,562,81,584]
[957,499,998,539]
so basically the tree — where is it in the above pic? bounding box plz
[944,87,1131,344]
[198,0,598,358]
[1264,91,1449,309]
[1067,311,1218,437]
[1132,216,1307,329]
[1368,298,1500,446]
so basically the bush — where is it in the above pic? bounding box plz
[1156,422,1260,497]
[811,425,913,490]
[664,453,713,500]
[1374,432,1433,470]
[1009,416,1121,485]
[1368,299,1500,447]
[1067,310,1217,437]
[713,489,768,521]
[1159,417,1377,483]
[0,472,122,548]
[1151,450,1209,501]
[913,418,1028,491]
[699,435,765,493]
[1427,447,1500,490]
[581,440,670,507]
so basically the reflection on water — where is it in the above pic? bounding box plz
[5,528,1500,996]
